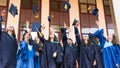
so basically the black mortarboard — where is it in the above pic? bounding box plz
[72,19,78,26]
[32,5,39,14]
[32,22,42,32]
[9,3,18,17]
[91,8,99,16]
[62,1,71,11]
[61,28,66,33]
[48,16,51,22]
[88,33,95,38]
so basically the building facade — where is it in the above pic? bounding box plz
[0,0,120,43]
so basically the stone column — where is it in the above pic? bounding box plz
[109,0,120,43]
[96,0,107,37]
[69,0,80,42]
[6,0,21,39]
[41,0,50,39]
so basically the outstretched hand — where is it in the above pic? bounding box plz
[75,21,80,28]
[42,24,45,30]
[1,10,6,17]
[95,20,99,26]
[116,64,119,68]
[64,22,67,28]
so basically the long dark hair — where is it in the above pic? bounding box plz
[82,39,92,46]
[112,34,117,45]
[6,26,16,38]
[90,36,99,45]
[48,34,58,42]
[22,30,29,41]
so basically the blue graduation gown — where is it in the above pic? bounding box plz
[64,45,76,68]
[44,41,62,68]
[74,27,103,68]
[0,16,18,68]
[16,41,36,68]
[39,36,63,68]
[30,39,41,68]
[61,28,76,68]
[94,29,120,68]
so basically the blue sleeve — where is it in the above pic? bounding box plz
[116,45,120,65]
[74,27,81,45]
[62,28,67,45]
[0,49,10,68]
[0,16,3,37]
[17,41,28,60]
[74,27,82,61]
[55,43,63,62]
[93,29,106,48]
[61,28,68,54]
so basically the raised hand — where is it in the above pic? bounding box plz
[53,51,57,58]
[75,21,80,28]
[42,24,45,30]
[1,10,6,17]
[116,64,119,68]
[95,20,99,26]
[68,27,72,33]
[64,22,67,28]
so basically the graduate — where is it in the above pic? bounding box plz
[88,33,104,68]
[16,31,39,68]
[73,19,104,68]
[33,37,43,68]
[61,23,78,68]
[6,26,16,38]
[0,10,18,68]
[93,20,120,68]
[32,23,62,68]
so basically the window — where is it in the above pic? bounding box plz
[19,0,41,41]
[0,0,9,30]
[80,4,87,13]
[88,0,95,4]
[51,2,59,11]
[50,0,69,41]
[79,0,98,35]
[22,0,30,9]
[79,0,87,3]
[0,0,7,6]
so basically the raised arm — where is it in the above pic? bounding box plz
[74,26,82,45]
[93,20,106,48]
[0,10,6,40]
[61,22,68,47]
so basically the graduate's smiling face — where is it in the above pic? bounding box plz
[7,26,14,35]
[67,38,73,45]
[107,34,113,42]
[24,33,30,41]
[83,35,89,44]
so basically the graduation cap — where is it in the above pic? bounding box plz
[72,19,78,26]
[9,3,18,17]
[88,33,95,38]
[31,22,42,32]
[48,16,51,22]
[32,5,40,18]
[32,5,39,14]
[62,1,71,11]
[91,8,99,16]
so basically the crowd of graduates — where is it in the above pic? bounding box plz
[0,9,120,68]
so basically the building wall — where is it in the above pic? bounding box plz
[3,0,120,43]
